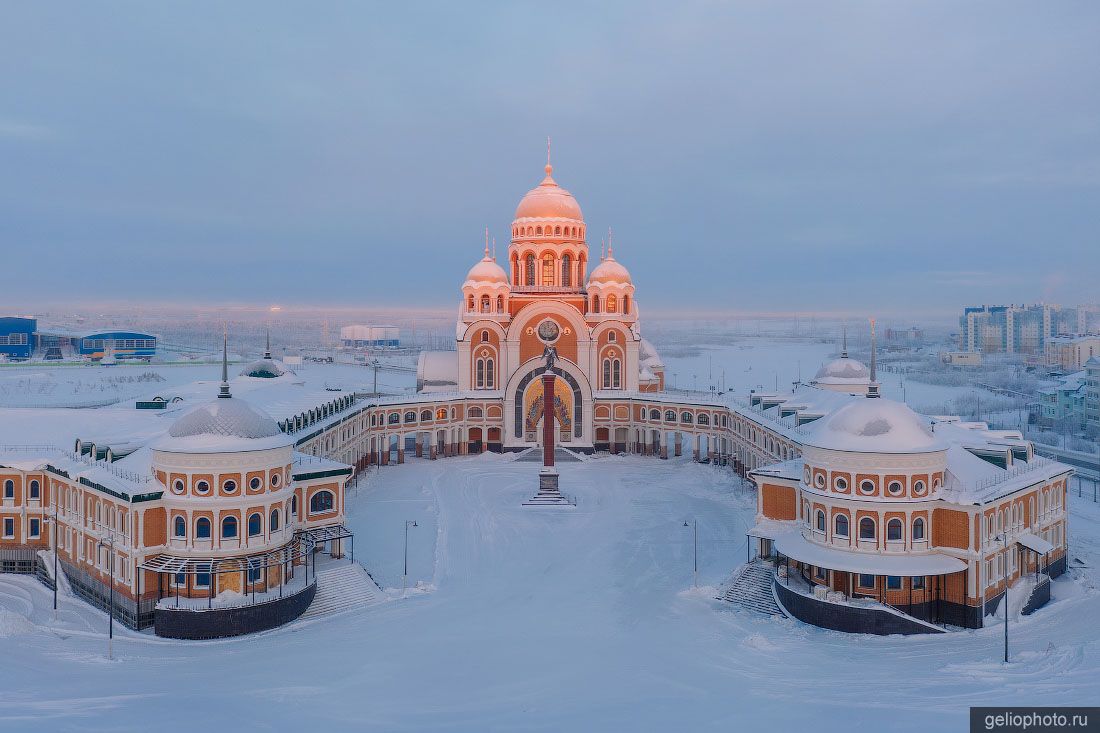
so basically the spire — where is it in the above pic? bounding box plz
[218,325,231,399]
[545,135,552,176]
[264,328,271,360]
[867,318,880,399]
[600,238,606,261]
[607,227,614,259]
[492,236,496,260]
[841,323,848,359]
[484,226,490,259]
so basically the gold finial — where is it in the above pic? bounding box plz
[545,135,552,176]
[484,226,490,258]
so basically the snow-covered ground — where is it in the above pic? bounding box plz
[1,454,1098,732]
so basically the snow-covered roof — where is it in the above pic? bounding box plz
[238,358,293,379]
[801,398,946,454]
[775,531,967,575]
[417,351,459,393]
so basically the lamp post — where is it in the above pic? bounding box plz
[97,533,115,660]
[997,532,1009,664]
[683,520,698,588]
[44,501,59,620]
[403,520,418,598]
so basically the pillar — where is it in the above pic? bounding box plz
[397,442,405,464]
[415,435,423,458]
[693,434,700,462]
[674,433,682,457]
[541,371,556,468]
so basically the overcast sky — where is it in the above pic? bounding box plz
[1,2,1097,318]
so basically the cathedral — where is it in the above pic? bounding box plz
[417,158,665,452]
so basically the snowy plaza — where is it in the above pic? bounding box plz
[1,452,1098,731]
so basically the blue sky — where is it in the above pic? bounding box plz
[1,2,1097,317]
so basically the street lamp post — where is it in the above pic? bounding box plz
[45,501,59,620]
[683,520,698,588]
[403,520,418,598]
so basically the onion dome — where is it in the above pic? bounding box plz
[463,253,508,288]
[802,398,946,454]
[587,252,632,286]
[239,359,289,379]
[514,164,583,221]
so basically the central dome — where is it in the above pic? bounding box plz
[514,165,584,221]
[802,399,946,454]
[168,399,282,440]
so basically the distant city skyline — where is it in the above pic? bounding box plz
[2,2,1098,315]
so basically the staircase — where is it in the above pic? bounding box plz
[300,563,381,619]
[719,560,784,616]
[514,447,583,463]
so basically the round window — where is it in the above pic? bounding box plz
[172,479,185,495]
[887,481,903,496]
[803,467,812,484]
[195,480,210,494]
[859,480,876,495]
[814,473,825,488]
[834,477,848,491]
[537,319,560,343]
[223,479,237,493]
[913,480,926,494]
[271,474,280,487]
[249,477,263,490]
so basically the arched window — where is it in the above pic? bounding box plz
[525,254,536,286]
[28,479,40,498]
[698,414,710,426]
[681,411,693,423]
[221,516,238,539]
[486,358,495,388]
[480,295,491,313]
[467,294,474,312]
[834,514,849,537]
[476,359,485,389]
[859,517,876,540]
[174,516,186,537]
[623,295,630,314]
[511,255,520,285]
[310,491,335,514]
[404,411,417,423]
[496,295,504,312]
[606,294,617,312]
[420,410,432,422]
[887,518,903,541]
[554,225,561,235]
[2,480,12,498]
[561,255,572,287]
[913,517,925,540]
[815,510,826,532]
[602,359,611,388]
[270,509,280,532]
[592,295,600,313]
[607,330,617,343]
[536,225,543,235]
[247,513,262,537]
[388,412,400,425]
[469,407,483,418]
[664,410,676,422]
[612,359,621,388]
[649,409,660,420]
[541,254,555,286]
[196,517,211,538]
[291,494,298,517]
[436,408,447,420]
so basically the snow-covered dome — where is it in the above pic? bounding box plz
[169,399,281,440]
[802,398,946,454]
[813,357,870,384]
[463,255,508,288]
[514,165,583,222]
[153,398,293,453]
[239,358,290,379]
[587,255,632,286]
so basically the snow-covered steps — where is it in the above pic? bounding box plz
[720,561,784,616]
[514,448,584,463]
[300,563,381,620]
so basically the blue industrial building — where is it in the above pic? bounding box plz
[0,317,36,359]
[76,331,157,359]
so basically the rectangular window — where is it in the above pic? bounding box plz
[2,517,13,538]
[29,518,40,538]
[912,576,925,590]
[814,566,827,580]
[858,574,875,589]
[886,575,902,590]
